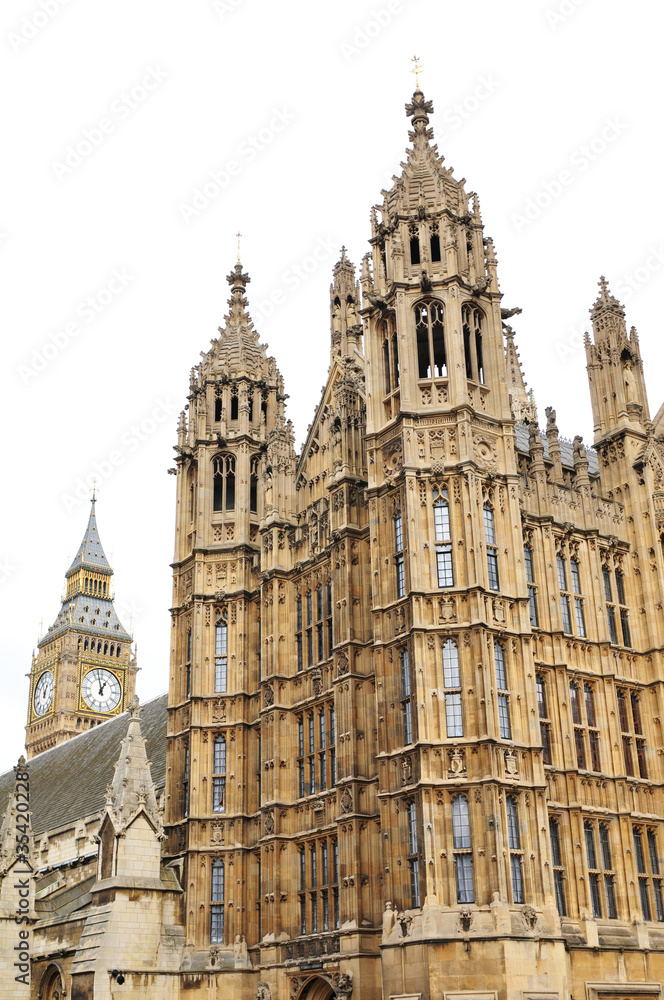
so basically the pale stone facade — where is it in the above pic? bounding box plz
[2,85,664,1000]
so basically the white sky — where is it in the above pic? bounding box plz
[1,0,663,773]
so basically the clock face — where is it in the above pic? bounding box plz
[82,668,122,713]
[33,671,54,716]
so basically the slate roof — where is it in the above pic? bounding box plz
[40,594,131,646]
[66,498,112,577]
[514,422,599,476]
[0,693,167,837]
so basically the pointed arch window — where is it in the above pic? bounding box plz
[214,389,222,422]
[210,859,225,943]
[394,510,405,598]
[250,457,259,515]
[494,643,511,739]
[213,735,226,812]
[443,639,463,738]
[506,796,524,903]
[406,801,421,908]
[230,388,239,421]
[213,455,235,512]
[429,221,441,263]
[401,648,413,746]
[415,301,446,379]
[409,224,420,266]
[549,818,567,915]
[215,610,227,693]
[433,486,453,587]
[462,305,485,383]
[484,502,499,590]
[524,544,539,626]
[381,318,400,395]
[452,795,474,903]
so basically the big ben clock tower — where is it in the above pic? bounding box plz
[25,498,137,758]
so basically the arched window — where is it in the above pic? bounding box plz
[430,222,441,263]
[442,640,462,737]
[215,610,227,693]
[213,455,235,512]
[406,801,420,907]
[210,859,225,943]
[381,319,400,395]
[462,304,485,383]
[401,648,412,745]
[409,224,420,265]
[116,644,121,657]
[394,511,405,598]
[84,639,88,651]
[214,389,222,422]
[494,643,511,739]
[230,388,239,421]
[250,457,259,515]
[549,818,567,915]
[415,302,446,379]
[452,795,474,903]
[213,736,226,812]
[506,796,524,903]
[433,486,453,587]
[484,502,499,590]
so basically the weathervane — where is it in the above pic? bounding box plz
[410,54,423,89]
[236,231,242,264]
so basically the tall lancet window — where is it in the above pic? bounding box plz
[409,224,421,265]
[433,485,453,587]
[462,305,485,383]
[213,735,226,812]
[210,860,225,943]
[452,795,474,903]
[250,457,259,515]
[415,302,446,379]
[484,502,499,590]
[215,610,228,692]
[213,455,235,512]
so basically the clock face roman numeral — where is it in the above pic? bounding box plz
[82,668,122,712]
[33,671,54,716]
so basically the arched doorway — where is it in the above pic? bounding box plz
[40,963,66,1000]
[296,975,335,1000]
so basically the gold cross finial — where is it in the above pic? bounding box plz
[91,478,97,502]
[411,54,423,89]
[236,231,242,264]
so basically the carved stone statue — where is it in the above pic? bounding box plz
[544,406,557,432]
[332,302,342,334]
[623,359,637,402]
[346,299,358,327]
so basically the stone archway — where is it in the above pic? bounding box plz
[40,963,66,1000]
[298,976,335,1000]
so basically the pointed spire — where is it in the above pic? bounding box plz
[66,497,112,578]
[590,274,625,320]
[207,259,270,378]
[106,696,162,835]
[504,325,537,423]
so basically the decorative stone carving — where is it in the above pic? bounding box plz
[256,982,271,1000]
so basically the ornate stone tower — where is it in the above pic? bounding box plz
[164,261,296,973]
[156,88,664,1000]
[359,86,568,999]
[26,499,136,758]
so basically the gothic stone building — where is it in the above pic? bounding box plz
[2,85,664,1000]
